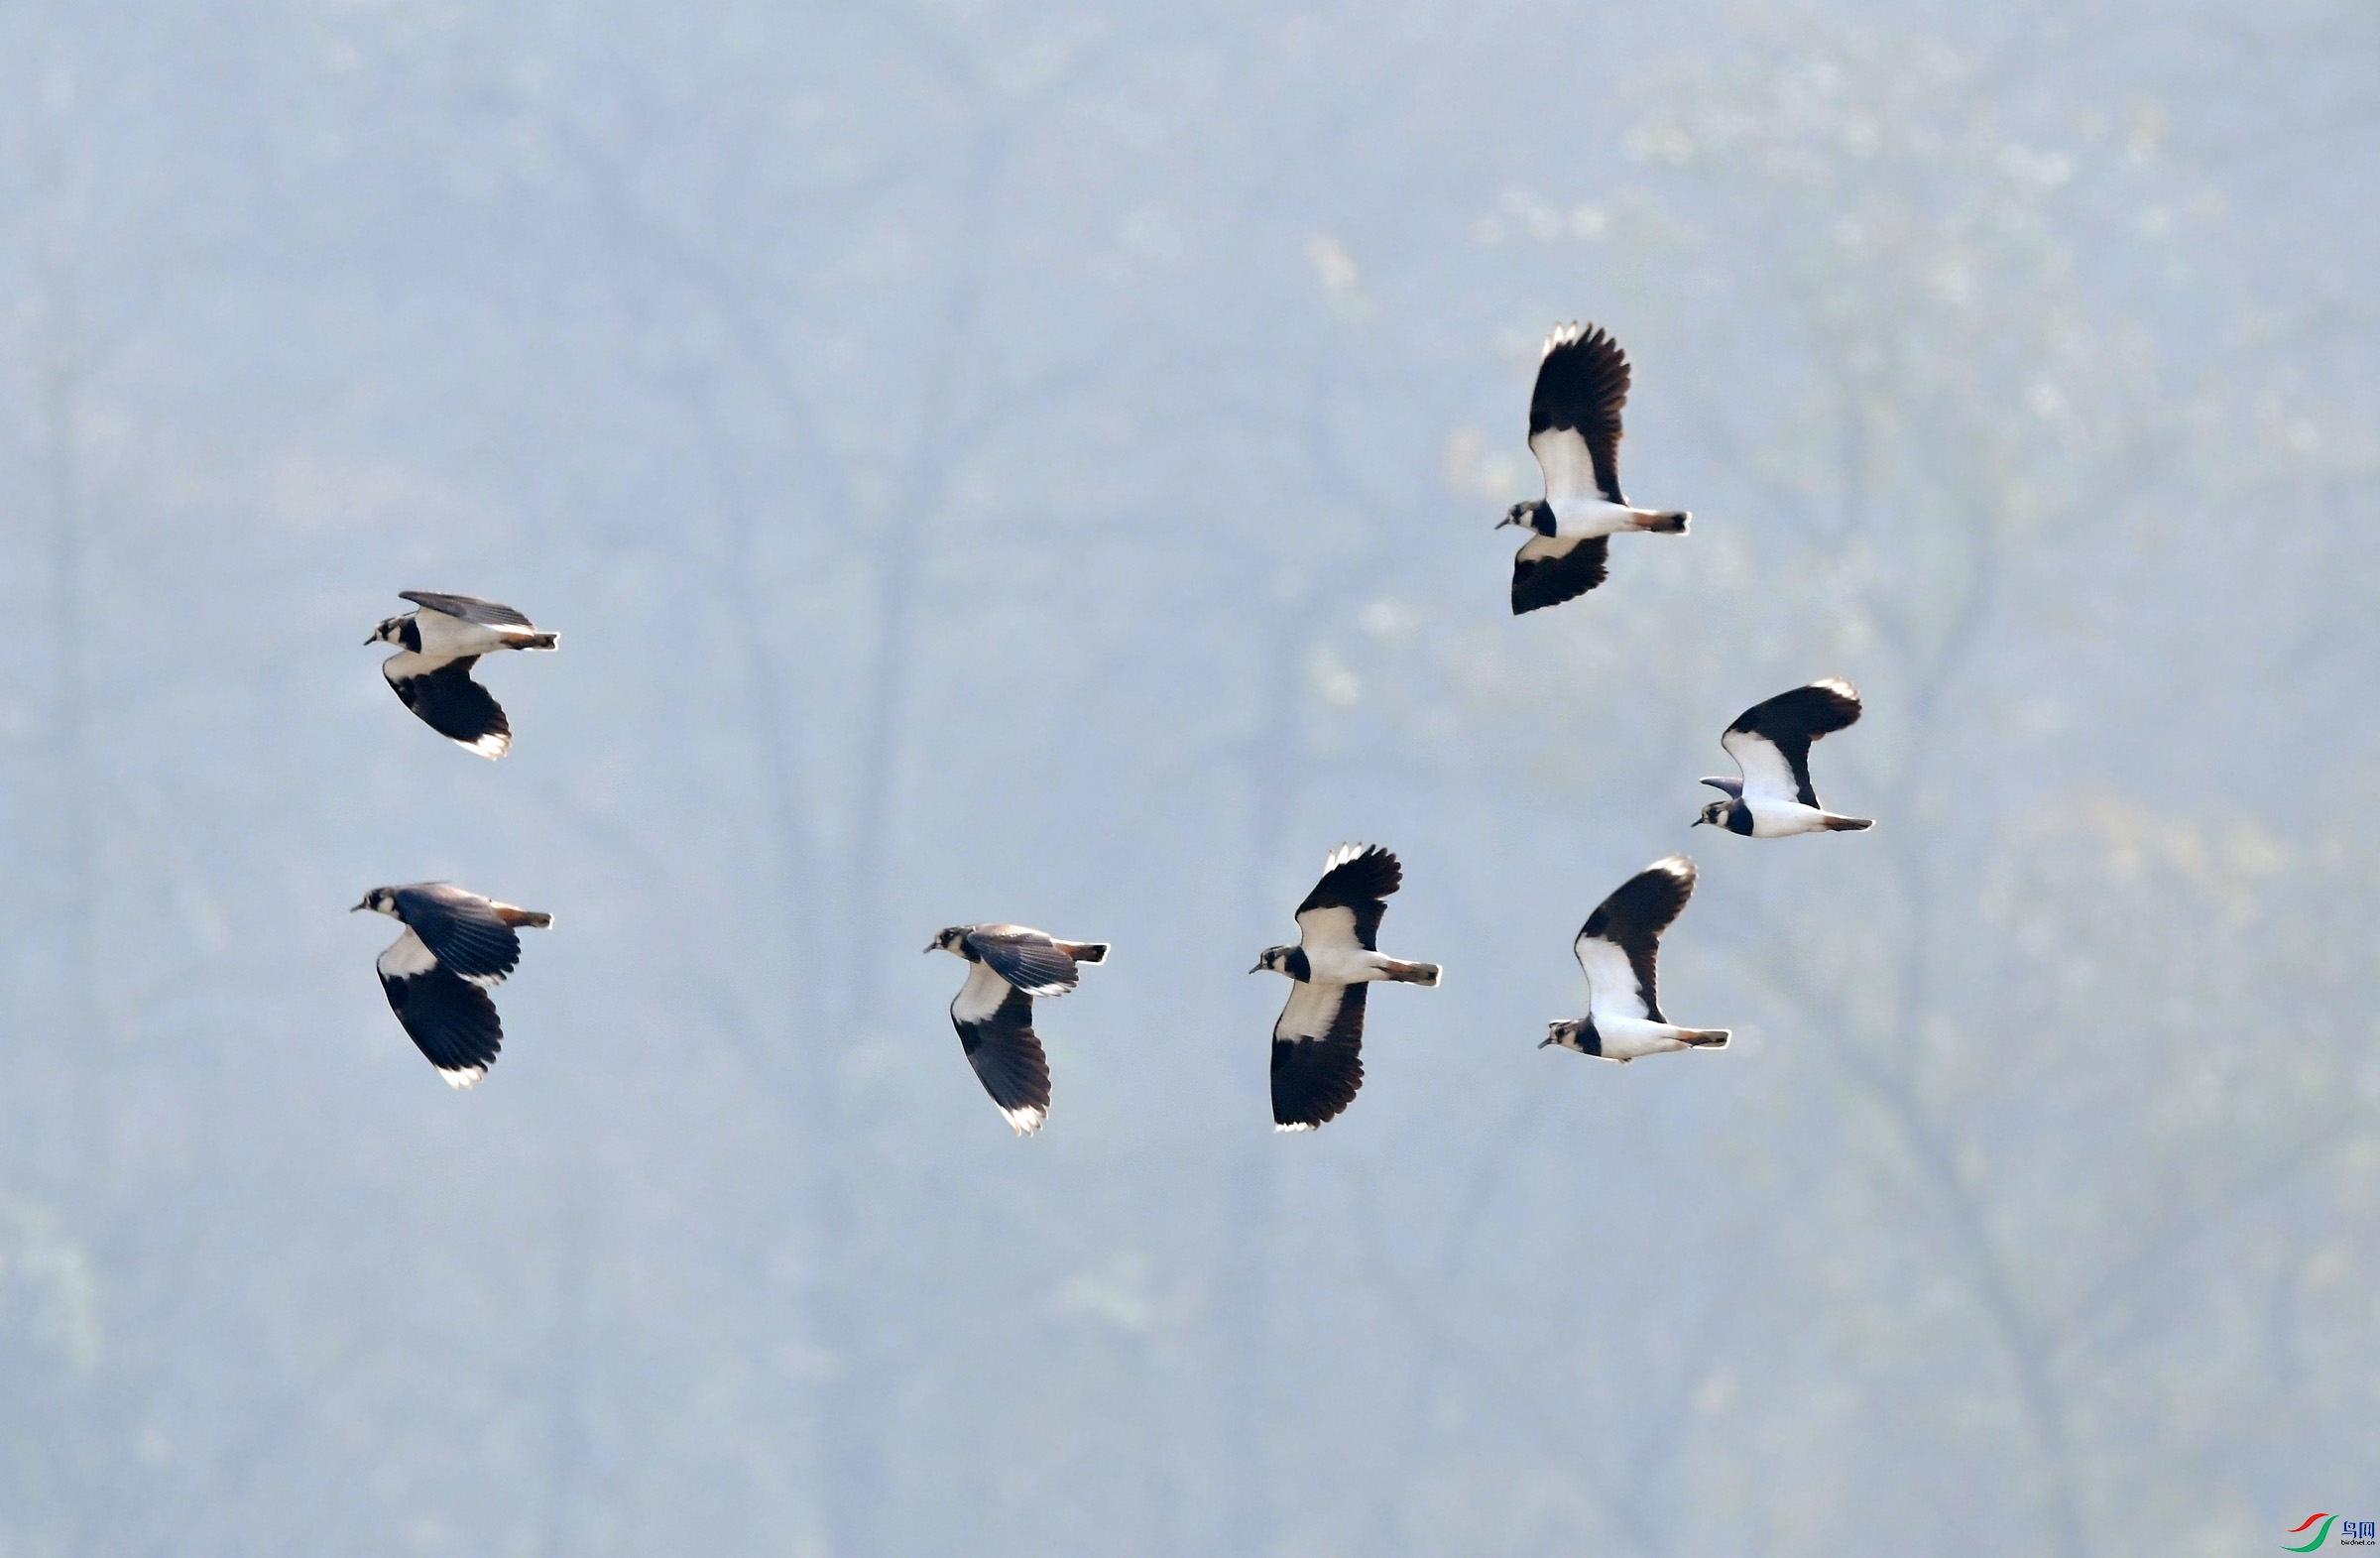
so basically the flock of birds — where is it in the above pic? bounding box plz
[355,322,1872,1129]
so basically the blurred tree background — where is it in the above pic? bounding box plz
[0,1,2372,1554]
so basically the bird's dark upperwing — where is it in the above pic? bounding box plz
[962,924,1081,998]
[1294,844,1402,951]
[1726,679,1862,807]
[384,656,512,759]
[400,591,536,628]
[1510,534,1609,615]
[1271,980,1367,1131]
[379,956,503,1086]
[1575,856,1697,1025]
[390,883,524,986]
[951,963,1051,1134]
[1528,323,1632,505]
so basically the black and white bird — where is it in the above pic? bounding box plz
[368,591,558,759]
[1543,856,1729,1062]
[1696,678,1875,837]
[1251,844,1442,1132]
[927,924,1110,1136]
[353,883,552,1087]
[1498,322,1691,615]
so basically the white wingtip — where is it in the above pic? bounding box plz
[1322,841,1371,870]
[1274,1121,1317,1133]
[1003,1106,1047,1136]
[439,1065,487,1090]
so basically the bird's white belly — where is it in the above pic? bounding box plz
[376,928,438,978]
[1745,797,1831,837]
[415,611,512,659]
[1549,497,1636,539]
[1304,946,1391,984]
[1596,1018,1691,1060]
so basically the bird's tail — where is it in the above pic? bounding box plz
[1630,509,1691,534]
[1677,1027,1729,1048]
[494,904,554,929]
[1822,815,1875,832]
[508,631,560,651]
[1381,960,1441,986]
[1057,940,1109,964]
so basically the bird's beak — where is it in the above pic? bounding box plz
[1691,813,1710,827]
[1248,961,1263,974]
[922,942,937,954]
[1494,514,1518,530]
[364,634,378,646]
[350,899,369,911]
[1538,1034,1557,1048]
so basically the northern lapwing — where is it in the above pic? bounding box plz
[353,882,551,1087]
[1499,322,1691,615]
[927,924,1109,1136]
[369,591,557,759]
[1543,856,1728,1062]
[1252,844,1441,1132]
[1696,678,1874,837]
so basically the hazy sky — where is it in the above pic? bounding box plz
[1,2,2374,1554]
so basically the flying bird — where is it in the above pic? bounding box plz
[1252,844,1442,1132]
[1498,322,1691,615]
[1542,856,1728,1062]
[353,882,552,1087]
[1697,678,1874,836]
[927,923,1110,1136]
[369,591,558,758]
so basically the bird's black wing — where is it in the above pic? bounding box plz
[384,657,512,759]
[1527,322,1632,505]
[1726,679,1862,808]
[951,963,1051,1134]
[1294,844,1402,952]
[380,962,504,1086]
[391,883,524,986]
[962,924,1081,999]
[400,591,535,628]
[1271,981,1367,1131]
[1510,535,1609,615]
[1576,856,1697,1025]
